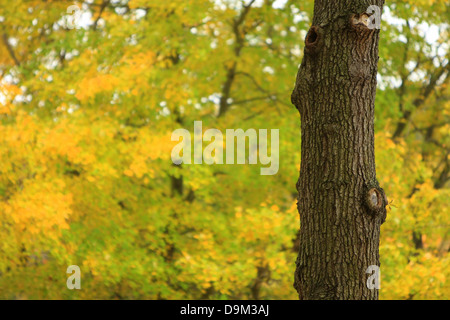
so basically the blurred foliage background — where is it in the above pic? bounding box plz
[0,0,448,299]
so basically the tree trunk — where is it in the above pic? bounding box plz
[291,0,387,300]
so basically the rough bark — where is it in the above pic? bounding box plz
[291,0,387,300]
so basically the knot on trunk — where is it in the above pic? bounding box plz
[304,26,323,55]
[363,183,388,224]
[350,13,371,29]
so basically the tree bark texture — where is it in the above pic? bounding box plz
[291,0,388,300]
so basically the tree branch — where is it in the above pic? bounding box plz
[93,0,110,31]
[2,33,20,67]
[218,0,258,117]
[392,61,450,139]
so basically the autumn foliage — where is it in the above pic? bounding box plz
[0,0,448,299]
